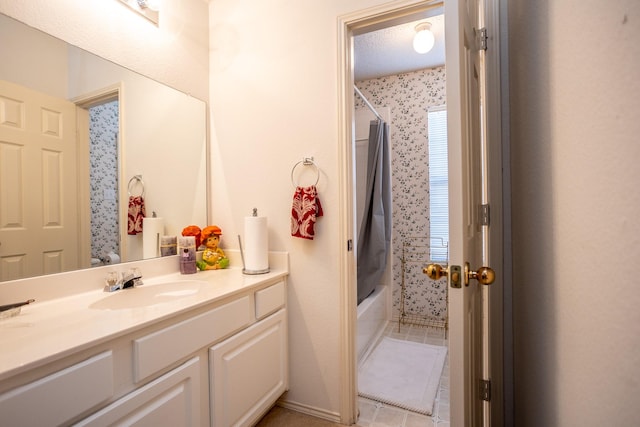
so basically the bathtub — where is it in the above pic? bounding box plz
[357,285,388,362]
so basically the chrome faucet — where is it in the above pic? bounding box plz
[103,268,143,292]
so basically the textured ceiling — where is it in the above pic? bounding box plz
[354,14,445,81]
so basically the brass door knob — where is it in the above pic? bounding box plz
[465,263,496,285]
[423,264,447,280]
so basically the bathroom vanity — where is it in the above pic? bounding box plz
[0,253,288,426]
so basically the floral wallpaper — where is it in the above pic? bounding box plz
[355,66,448,324]
[89,101,119,260]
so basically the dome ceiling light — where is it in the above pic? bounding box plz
[413,22,435,54]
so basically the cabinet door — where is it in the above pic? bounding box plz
[0,351,113,426]
[210,309,288,427]
[77,357,200,427]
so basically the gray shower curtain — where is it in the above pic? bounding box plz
[357,119,391,305]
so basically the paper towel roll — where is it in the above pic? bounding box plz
[243,215,269,273]
[143,217,164,259]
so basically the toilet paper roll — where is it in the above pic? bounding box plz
[103,252,120,264]
[143,217,165,259]
[243,215,269,273]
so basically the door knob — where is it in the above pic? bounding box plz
[465,263,495,285]
[423,263,447,280]
[424,264,462,286]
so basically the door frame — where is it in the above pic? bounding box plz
[337,0,506,424]
[480,0,507,424]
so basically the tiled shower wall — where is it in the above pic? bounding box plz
[355,66,448,323]
[89,100,119,260]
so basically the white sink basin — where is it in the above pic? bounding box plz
[90,280,209,310]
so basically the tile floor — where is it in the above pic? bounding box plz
[256,321,449,427]
[355,321,450,427]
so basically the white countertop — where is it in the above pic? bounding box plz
[0,253,288,382]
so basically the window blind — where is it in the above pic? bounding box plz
[428,106,449,262]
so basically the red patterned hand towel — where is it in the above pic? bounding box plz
[127,195,146,235]
[291,185,323,240]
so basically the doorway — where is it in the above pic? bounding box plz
[339,0,506,425]
[74,85,124,267]
[87,100,120,265]
[350,5,450,426]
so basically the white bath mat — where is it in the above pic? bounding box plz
[358,337,447,415]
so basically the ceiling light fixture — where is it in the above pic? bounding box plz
[118,0,160,25]
[413,22,435,54]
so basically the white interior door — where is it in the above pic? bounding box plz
[445,0,489,425]
[0,80,79,280]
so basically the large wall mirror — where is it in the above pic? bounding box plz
[0,13,208,282]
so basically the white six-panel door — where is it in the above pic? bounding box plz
[446,0,488,425]
[0,80,79,280]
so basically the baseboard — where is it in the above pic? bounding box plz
[276,398,342,423]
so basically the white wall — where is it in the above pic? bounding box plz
[208,0,391,418]
[509,1,640,425]
[0,14,68,98]
[0,0,209,101]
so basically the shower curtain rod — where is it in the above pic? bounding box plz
[354,85,384,122]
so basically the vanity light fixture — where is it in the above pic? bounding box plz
[413,22,435,54]
[118,0,160,25]
[137,0,160,11]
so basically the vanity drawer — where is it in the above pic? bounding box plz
[0,351,113,426]
[76,357,201,427]
[133,296,251,382]
[255,281,285,320]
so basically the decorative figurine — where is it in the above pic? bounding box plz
[197,225,229,270]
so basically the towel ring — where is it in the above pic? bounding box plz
[127,175,145,198]
[291,158,320,187]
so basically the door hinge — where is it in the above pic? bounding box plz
[479,379,492,401]
[477,27,488,51]
[479,203,490,226]
[347,239,353,251]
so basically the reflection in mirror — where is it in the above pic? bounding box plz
[89,99,120,262]
[0,14,207,282]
